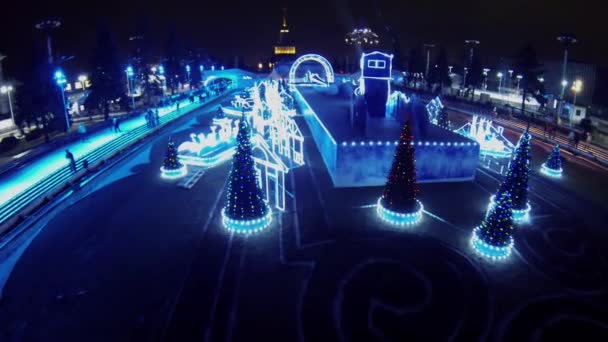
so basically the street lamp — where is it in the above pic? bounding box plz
[557,35,577,100]
[211,65,215,71]
[570,80,582,125]
[125,65,135,109]
[497,72,504,93]
[482,68,490,89]
[448,65,453,74]
[0,85,15,126]
[53,69,70,132]
[516,75,523,91]
[158,65,166,95]
[185,65,191,85]
[463,67,468,88]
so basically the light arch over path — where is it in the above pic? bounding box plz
[288,54,335,85]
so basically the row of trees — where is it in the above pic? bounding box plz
[12,19,226,135]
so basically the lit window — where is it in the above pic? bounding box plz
[367,59,386,69]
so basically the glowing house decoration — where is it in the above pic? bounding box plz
[251,134,289,210]
[455,115,514,158]
[426,97,444,124]
[360,51,393,117]
[288,54,335,86]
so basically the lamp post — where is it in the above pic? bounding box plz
[482,68,490,89]
[463,67,468,89]
[507,70,513,88]
[0,85,15,126]
[557,35,577,100]
[423,43,435,80]
[516,75,523,91]
[125,66,135,109]
[158,65,166,95]
[77,75,87,114]
[570,80,582,126]
[497,72,503,93]
[185,65,191,86]
[53,69,70,132]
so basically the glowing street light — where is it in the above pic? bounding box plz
[483,68,490,89]
[53,69,70,132]
[516,74,523,90]
[185,64,191,85]
[0,85,15,126]
[78,75,88,90]
[569,80,583,126]
[258,62,263,71]
[497,72,504,93]
[125,65,135,109]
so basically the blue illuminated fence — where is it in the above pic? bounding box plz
[0,89,232,229]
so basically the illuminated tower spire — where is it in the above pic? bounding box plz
[274,7,296,57]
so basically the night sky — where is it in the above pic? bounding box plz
[1,0,606,77]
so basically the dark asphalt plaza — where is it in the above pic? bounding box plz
[1,103,608,341]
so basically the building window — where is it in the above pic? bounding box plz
[575,109,582,116]
[367,59,386,69]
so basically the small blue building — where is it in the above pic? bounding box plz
[360,51,393,117]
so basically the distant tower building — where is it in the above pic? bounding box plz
[273,8,296,59]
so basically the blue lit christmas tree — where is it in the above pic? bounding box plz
[222,114,271,233]
[377,121,423,226]
[494,130,531,221]
[472,191,514,260]
[541,144,563,177]
[160,140,187,179]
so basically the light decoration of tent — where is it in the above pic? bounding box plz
[177,80,305,210]
[426,97,444,124]
[455,115,514,158]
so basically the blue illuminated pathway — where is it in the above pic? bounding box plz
[0,91,230,226]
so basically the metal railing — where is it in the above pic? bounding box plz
[0,89,231,228]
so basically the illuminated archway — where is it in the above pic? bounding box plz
[288,54,335,85]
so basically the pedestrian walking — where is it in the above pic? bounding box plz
[154,110,160,127]
[65,149,77,173]
[78,123,88,142]
[568,131,575,146]
[112,117,121,132]
[573,131,580,149]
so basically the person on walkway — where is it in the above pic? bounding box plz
[112,117,121,132]
[145,111,151,128]
[573,131,580,149]
[65,149,77,173]
[77,123,88,142]
[568,130,575,146]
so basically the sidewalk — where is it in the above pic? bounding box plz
[0,89,232,228]
[444,102,608,166]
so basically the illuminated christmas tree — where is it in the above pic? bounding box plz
[377,121,423,225]
[541,144,563,177]
[160,140,187,179]
[437,108,450,130]
[494,130,531,221]
[471,191,514,260]
[222,113,271,233]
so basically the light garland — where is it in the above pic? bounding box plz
[470,226,514,261]
[160,164,188,180]
[376,197,423,226]
[489,195,530,223]
[341,140,476,147]
[540,162,563,178]
[221,207,272,234]
[179,147,236,167]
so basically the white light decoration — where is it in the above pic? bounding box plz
[160,164,188,180]
[470,227,514,261]
[540,163,563,178]
[288,54,335,86]
[455,115,514,158]
[376,198,424,226]
[222,207,272,234]
[385,91,410,119]
[426,97,444,124]
[488,195,531,223]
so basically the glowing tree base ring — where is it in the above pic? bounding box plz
[470,227,514,261]
[160,164,188,180]
[222,207,272,234]
[489,195,530,223]
[376,198,423,226]
[540,163,563,178]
